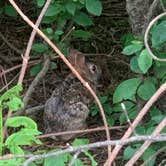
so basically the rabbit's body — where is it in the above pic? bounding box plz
[43,49,101,141]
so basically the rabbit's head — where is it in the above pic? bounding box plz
[67,49,102,88]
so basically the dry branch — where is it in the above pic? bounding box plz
[125,117,166,165]
[107,82,166,164]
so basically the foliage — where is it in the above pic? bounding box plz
[0,85,42,166]
[90,19,166,165]
[44,138,97,166]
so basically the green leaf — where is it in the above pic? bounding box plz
[37,0,45,7]
[113,78,141,103]
[72,30,92,40]
[5,130,41,146]
[135,125,146,135]
[45,4,62,16]
[85,0,102,16]
[5,97,24,111]
[0,158,24,166]
[142,147,156,166]
[32,43,48,53]
[44,149,69,166]
[130,56,144,74]
[50,62,57,70]
[30,63,42,76]
[138,49,153,73]
[123,146,137,160]
[122,43,143,56]
[8,145,24,155]
[137,80,156,101]
[5,116,37,129]
[0,84,22,103]
[65,2,76,15]
[74,12,93,26]
[4,4,17,17]
[152,20,166,48]
[72,138,89,146]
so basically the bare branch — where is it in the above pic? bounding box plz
[107,82,166,164]
[125,117,166,165]
[18,0,52,84]
[21,134,166,166]
[0,135,165,164]
[144,12,166,62]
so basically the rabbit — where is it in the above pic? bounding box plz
[43,49,101,141]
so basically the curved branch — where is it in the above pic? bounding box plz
[144,12,166,62]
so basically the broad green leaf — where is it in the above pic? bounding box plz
[5,97,24,111]
[30,63,42,76]
[113,78,141,103]
[85,0,102,16]
[74,12,93,26]
[45,4,62,16]
[65,2,76,15]
[0,158,24,166]
[50,62,57,70]
[152,20,166,47]
[8,145,24,155]
[123,146,137,160]
[142,147,156,166]
[130,55,144,74]
[44,149,69,166]
[152,115,164,123]
[4,5,17,17]
[72,30,91,40]
[72,138,89,146]
[5,131,40,146]
[122,43,143,56]
[135,125,146,135]
[137,80,156,101]
[5,116,37,129]
[0,84,22,103]
[37,0,45,7]
[138,49,153,73]
[121,33,135,47]
[32,43,48,53]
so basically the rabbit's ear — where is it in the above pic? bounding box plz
[68,49,85,70]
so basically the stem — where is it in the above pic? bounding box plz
[0,107,3,155]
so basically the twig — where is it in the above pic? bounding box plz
[144,12,166,62]
[17,0,52,84]
[107,82,166,164]
[125,117,166,165]
[0,32,22,55]
[120,103,137,136]
[140,146,166,166]
[0,73,19,93]
[0,59,41,78]
[37,125,127,139]
[68,151,81,166]
[23,57,50,109]
[0,135,165,161]
[21,134,166,166]
[8,0,111,159]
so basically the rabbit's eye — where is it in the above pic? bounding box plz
[90,65,96,73]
